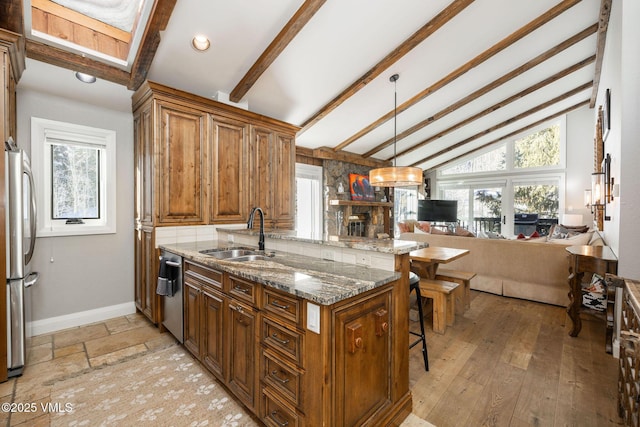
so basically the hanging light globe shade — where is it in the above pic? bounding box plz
[369,166,423,187]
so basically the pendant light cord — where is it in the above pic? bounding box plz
[390,73,399,167]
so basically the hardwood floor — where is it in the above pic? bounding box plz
[409,290,623,427]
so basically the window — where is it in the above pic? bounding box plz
[295,163,323,239]
[436,119,565,237]
[31,117,116,237]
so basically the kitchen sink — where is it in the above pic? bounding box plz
[199,248,261,259]
[227,254,268,262]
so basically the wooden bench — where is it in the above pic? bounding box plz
[435,270,476,314]
[418,279,460,334]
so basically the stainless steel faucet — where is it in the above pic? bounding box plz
[247,207,265,251]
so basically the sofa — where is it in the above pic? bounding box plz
[398,223,604,307]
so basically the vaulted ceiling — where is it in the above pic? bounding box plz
[3,0,610,171]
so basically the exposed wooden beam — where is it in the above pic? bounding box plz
[391,56,595,160]
[0,0,23,34]
[589,0,612,107]
[296,0,475,136]
[364,24,598,158]
[128,0,177,91]
[334,0,582,152]
[311,147,390,168]
[25,38,131,86]
[230,0,326,103]
[410,82,593,167]
[427,100,590,171]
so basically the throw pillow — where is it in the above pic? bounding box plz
[547,231,594,245]
[582,273,607,311]
[414,225,428,234]
[454,227,475,237]
[549,224,588,240]
[416,221,431,233]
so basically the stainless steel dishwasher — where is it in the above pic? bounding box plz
[158,250,183,343]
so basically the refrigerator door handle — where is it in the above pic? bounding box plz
[23,156,37,266]
[24,272,39,288]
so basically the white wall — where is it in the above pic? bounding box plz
[564,106,594,224]
[16,85,135,331]
[596,0,640,279]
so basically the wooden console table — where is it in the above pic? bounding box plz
[329,200,393,235]
[566,245,618,353]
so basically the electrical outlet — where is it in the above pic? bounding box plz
[321,250,334,261]
[307,302,320,334]
[356,254,370,266]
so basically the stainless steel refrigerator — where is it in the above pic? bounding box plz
[5,138,38,377]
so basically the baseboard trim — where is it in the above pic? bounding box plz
[29,302,137,336]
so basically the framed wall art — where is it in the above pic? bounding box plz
[349,173,375,201]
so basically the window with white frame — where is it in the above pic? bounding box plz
[31,117,117,237]
[436,119,565,237]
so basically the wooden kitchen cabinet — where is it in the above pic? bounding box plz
[132,81,297,325]
[134,226,159,324]
[156,100,208,225]
[180,257,409,426]
[228,298,258,410]
[249,127,296,229]
[210,116,249,223]
[333,288,393,426]
[183,261,226,382]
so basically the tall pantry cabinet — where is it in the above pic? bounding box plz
[132,81,298,324]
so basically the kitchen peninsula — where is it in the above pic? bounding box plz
[160,229,426,426]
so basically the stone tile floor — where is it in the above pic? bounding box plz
[0,313,177,426]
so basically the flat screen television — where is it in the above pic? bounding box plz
[417,200,458,222]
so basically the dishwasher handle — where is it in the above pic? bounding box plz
[165,260,181,268]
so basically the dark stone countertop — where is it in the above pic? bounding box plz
[159,240,402,305]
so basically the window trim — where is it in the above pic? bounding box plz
[31,117,117,237]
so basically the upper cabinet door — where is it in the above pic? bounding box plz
[210,116,249,222]
[249,126,273,221]
[273,133,295,225]
[157,101,208,225]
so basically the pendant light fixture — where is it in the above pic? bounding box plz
[369,73,423,187]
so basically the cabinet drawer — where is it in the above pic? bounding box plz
[262,318,303,365]
[262,350,301,406]
[229,275,259,305]
[263,288,301,326]
[185,261,223,290]
[262,388,301,427]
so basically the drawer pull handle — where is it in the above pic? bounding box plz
[269,410,289,427]
[271,333,290,345]
[270,369,290,384]
[230,304,244,314]
[233,285,249,294]
[271,300,290,310]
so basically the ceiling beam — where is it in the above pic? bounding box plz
[25,38,131,85]
[0,0,23,34]
[589,0,612,107]
[128,0,177,91]
[364,24,598,158]
[296,0,475,137]
[391,56,595,160]
[409,82,593,167]
[427,100,590,171]
[229,0,326,103]
[311,147,390,168]
[334,0,582,152]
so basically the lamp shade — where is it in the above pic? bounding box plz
[562,214,583,227]
[369,166,422,187]
[591,172,605,205]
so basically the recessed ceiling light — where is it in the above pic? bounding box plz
[192,35,210,52]
[75,72,96,83]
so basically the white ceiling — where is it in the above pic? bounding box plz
[18,0,604,171]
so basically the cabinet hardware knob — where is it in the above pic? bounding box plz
[233,285,249,293]
[271,333,290,345]
[271,300,290,310]
[269,410,289,426]
[355,337,363,348]
[270,369,290,384]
